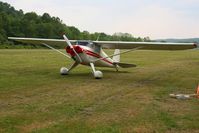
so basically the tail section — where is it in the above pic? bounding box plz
[112,49,120,63]
[112,49,136,68]
[114,62,137,68]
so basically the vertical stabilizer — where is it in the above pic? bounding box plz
[112,49,120,63]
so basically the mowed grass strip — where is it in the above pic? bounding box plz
[0,49,199,133]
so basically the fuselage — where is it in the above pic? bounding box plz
[65,41,115,67]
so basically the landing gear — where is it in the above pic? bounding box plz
[115,65,119,72]
[60,62,79,75]
[60,67,69,75]
[94,71,103,79]
[90,63,103,79]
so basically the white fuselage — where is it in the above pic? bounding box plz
[66,43,115,68]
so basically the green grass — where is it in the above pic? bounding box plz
[0,49,199,133]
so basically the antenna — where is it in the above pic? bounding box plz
[96,33,101,41]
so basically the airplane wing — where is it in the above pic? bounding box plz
[93,41,198,50]
[8,37,198,50]
[8,37,77,46]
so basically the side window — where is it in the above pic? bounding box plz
[94,44,100,53]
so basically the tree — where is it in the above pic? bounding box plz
[0,1,147,48]
[41,13,51,23]
[81,31,90,40]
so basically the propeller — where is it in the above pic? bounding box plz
[63,35,82,62]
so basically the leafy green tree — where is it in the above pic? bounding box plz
[0,1,149,48]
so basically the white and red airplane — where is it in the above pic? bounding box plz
[8,35,198,79]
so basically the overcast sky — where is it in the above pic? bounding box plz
[2,0,199,39]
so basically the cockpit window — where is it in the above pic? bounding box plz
[77,41,89,46]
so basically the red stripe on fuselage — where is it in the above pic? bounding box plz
[84,50,113,65]
[65,46,113,65]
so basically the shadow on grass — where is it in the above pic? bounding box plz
[58,69,131,78]
[100,69,130,74]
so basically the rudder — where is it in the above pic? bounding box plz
[112,49,120,63]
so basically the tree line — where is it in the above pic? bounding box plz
[0,1,150,48]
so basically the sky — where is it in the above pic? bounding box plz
[2,0,199,39]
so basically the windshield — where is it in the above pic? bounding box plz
[77,41,89,46]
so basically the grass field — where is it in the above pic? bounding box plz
[0,49,199,133]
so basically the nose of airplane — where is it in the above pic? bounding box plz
[65,45,83,57]
[66,46,75,56]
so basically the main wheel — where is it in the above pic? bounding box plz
[94,71,103,79]
[60,67,69,75]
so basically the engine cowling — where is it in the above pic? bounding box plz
[65,45,83,57]
[74,45,83,53]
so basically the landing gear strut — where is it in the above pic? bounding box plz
[90,63,103,79]
[60,62,79,75]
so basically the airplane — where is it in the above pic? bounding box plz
[8,35,198,79]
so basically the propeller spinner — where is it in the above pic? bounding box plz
[63,35,82,62]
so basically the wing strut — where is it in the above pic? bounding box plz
[42,43,71,58]
[93,46,143,62]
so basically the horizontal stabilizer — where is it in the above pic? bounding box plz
[114,62,137,68]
